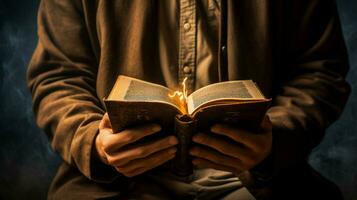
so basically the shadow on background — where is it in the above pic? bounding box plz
[0,1,60,199]
[0,0,356,199]
[309,1,357,200]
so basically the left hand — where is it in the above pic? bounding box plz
[190,116,272,174]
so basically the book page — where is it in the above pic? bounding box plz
[107,76,181,110]
[187,80,266,114]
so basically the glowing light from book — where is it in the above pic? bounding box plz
[169,77,188,103]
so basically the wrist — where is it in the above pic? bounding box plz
[94,132,108,165]
[90,135,120,182]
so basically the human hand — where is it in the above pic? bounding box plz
[95,113,178,177]
[190,116,272,175]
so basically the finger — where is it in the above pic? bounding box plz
[192,133,249,160]
[116,147,177,177]
[102,123,161,151]
[190,146,244,170]
[107,136,178,166]
[192,158,242,174]
[118,146,177,173]
[210,123,264,150]
[260,115,272,131]
[99,113,112,129]
[126,151,175,177]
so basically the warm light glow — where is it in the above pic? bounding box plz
[169,77,188,104]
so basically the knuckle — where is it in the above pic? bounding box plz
[164,137,175,146]
[166,151,176,159]
[216,143,227,153]
[116,167,135,177]
[128,169,144,177]
[122,171,134,177]
[124,133,135,142]
[156,152,172,163]
[251,143,261,152]
[118,167,130,174]
[193,147,201,155]
[201,137,210,144]
[166,150,173,157]
[106,157,116,165]
[210,154,220,163]
[134,148,146,157]
[101,140,111,151]
[108,156,126,166]
[115,166,124,173]
[118,133,135,145]
[102,146,111,154]
[245,155,257,167]
[115,167,122,173]
[154,154,165,163]
[141,124,158,134]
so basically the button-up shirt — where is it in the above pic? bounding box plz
[159,0,221,93]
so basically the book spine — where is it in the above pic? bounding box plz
[172,114,197,177]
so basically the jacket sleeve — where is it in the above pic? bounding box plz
[265,0,350,176]
[27,0,117,182]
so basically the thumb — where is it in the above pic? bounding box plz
[260,115,272,132]
[99,113,112,130]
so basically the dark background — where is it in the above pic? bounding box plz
[0,0,356,199]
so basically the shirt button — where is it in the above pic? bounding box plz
[183,23,191,31]
[183,66,191,74]
[221,45,226,52]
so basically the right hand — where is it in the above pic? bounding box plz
[95,113,178,177]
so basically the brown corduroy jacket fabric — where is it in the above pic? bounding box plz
[27,0,350,199]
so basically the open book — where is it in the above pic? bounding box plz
[104,75,271,176]
[105,75,270,131]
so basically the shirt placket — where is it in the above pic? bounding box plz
[179,0,197,94]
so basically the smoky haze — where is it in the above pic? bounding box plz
[0,0,356,199]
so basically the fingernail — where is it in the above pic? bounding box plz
[169,136,178,145]
[152,124,161,132]
[210,124,219,132]
[169,148,177,154]
[192,135,201,142]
